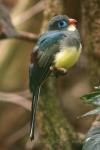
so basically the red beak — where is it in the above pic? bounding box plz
[68,18,77,25]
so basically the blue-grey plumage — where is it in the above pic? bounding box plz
[29,15,82,140]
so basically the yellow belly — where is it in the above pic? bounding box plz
[54,46,81,69]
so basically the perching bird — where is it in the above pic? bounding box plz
[29,15,82,140]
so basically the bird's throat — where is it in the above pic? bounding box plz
[67,25,76,31]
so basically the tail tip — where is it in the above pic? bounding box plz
[30,131,34,141]
[30,135,34,141]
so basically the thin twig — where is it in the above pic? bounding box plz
[95,19,100,25]
[6,123,30,146]
[0,92,31,111]
[0,31,38,42]
[13,31,38,42]
[18,89,32,99]
[13,1,45,26]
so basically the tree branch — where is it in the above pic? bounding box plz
[1,31,39,42]
[0,91,31,111]
[15,31,38,42]
[6,123,30,146]
[0,4,39,42]
[13,1,45,26]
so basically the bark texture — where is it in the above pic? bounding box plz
[82,0,100,86]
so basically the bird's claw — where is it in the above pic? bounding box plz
[50,66,67,77]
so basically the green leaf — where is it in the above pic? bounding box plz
[94,86,100,91]
[79,108,100,118]
[81,86,100,150]
[81,91,100,106]
[82,126,100,150]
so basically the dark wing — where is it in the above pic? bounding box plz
[29,31,66,139]
[29,31,66,88]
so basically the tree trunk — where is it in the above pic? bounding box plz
[81,0,100,86]
[33,0,80,150]
[81,1,100,149]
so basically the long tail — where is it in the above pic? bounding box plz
[30,87,40,140]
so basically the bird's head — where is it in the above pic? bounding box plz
[48,15,77,31]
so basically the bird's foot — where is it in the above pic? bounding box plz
[50,66,67,77]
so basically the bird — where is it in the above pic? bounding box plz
[29,15,82,140]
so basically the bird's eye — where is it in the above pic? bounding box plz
[58,20,67,28]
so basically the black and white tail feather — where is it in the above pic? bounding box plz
[30,87,40,140]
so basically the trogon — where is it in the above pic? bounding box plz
[29,15,82,140]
